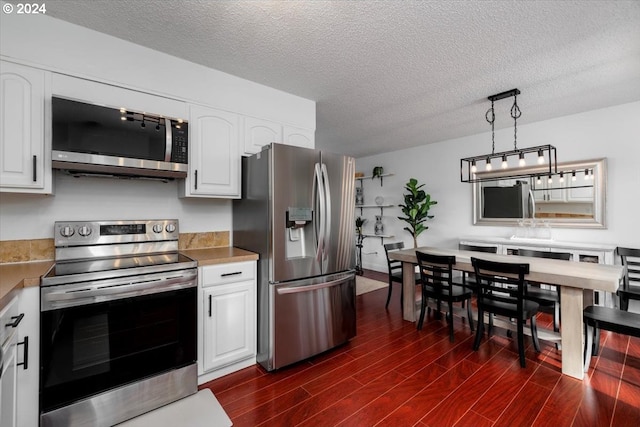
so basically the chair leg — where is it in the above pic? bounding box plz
[593,326,601,356]
[553,302,560,332]
[417,291,426,331]
[584,321,594,372]
[530,316,541,353]
[473,309,484,351]
[619,295,629,312]
[466,299,474,332]
[399,284,404,312]
[488,313,494,336]
[385,280,393,309]
[447,300,454,342]
[517,318,526,368]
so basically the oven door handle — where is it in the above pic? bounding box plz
[41,271,197,311]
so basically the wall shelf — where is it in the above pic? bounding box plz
[355,173,394,186]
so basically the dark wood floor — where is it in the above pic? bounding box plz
[200,270,640,426]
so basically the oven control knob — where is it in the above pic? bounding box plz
[153,224,164,233]
[60,226,75,238]
[78,226,92,237]
[165,223,177,233]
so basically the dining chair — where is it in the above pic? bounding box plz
[471,257,541,368]
[383,242,420,310]
[583,305,640,371]
[455,243,498,291]
[415,251,474,341]
[616,247,640,312]
[515,248,571,332]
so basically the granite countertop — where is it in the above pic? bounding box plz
[0,247,258,309]
[180,247,259,266]
[0,261,52,308]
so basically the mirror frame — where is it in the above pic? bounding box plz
[472,158,607,228]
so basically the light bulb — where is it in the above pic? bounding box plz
[518,152,526,167]
[536,176,542,185]
[470,160,477,173]
[584,169,589,180]
[120,116,126,121]
[548,175,553,184]
[537,149,545,164]
[559,172,564,183]
[590,171,595,180]
[571,171,576,182]
[501,155,508,169]
[485,157,492,171]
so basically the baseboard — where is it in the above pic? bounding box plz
[197,357,256,385]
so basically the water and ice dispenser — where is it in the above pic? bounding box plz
[285,207,313,259]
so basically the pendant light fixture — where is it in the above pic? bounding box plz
[460,88,558,183]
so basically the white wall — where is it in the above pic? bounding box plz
[356,101,640,272]
[0,173,230,240]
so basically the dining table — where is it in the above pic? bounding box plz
[388,246,625,380]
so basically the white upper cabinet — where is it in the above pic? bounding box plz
[283,125,315,149]
[180,104,240,198]
[0,61,52,193]
[242,116,282,156]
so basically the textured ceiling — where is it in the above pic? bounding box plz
[43,0,640,157]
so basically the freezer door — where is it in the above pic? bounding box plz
[267,272,356,371]
[271,144,323,282]
[320,151,356,274]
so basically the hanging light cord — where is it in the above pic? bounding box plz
[511,93,522,150]
[485,99,495,154]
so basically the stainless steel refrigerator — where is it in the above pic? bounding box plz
[233,143,356,371]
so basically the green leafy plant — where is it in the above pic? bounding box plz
[397,178,437,248]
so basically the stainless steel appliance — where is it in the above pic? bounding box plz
[233,143,356,371]
[482,181,534,219]
[40,219,197,427]
[52,97,189,178]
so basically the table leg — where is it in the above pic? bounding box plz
[560,287,593,379]
[402,261,416,322]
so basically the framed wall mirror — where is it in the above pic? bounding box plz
[472,158,607,228]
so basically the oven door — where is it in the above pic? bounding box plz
[40,283,196,415]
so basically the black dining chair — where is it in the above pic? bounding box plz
[383,242,420,310]
[471,257,541,368]
[415,251,474,341]
[515,248,571,333]
[455,243,498,291]
[616,247,640,312]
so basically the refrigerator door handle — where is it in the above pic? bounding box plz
[276,276,350,294]
[314,162,326,262]
[321,163,332,261]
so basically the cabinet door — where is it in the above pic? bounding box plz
[184,104,240,198]
[0,61,51,193]
[202,281,255,372]
[242,116,282,156]
[0,338,18,427]
[16,287,39,427]
[283,125,314,149]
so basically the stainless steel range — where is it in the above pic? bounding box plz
[40,219,197,427]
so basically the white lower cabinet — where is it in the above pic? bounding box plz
[198,261,256,384]
[1,297,19,427]
[16,287,39,427]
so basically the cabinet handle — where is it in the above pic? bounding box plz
[33,155,37,182]
[208,294,212,317]
[5,313,24,328]
[17,336,28,370]
[221,271,242,277]
[194,170,198,190]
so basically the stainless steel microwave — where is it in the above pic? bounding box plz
[52,97,188,179]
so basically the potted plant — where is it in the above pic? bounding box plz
[372,166,384,185]
[397,178,437,248]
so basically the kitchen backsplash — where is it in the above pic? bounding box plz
[0,231,230,264]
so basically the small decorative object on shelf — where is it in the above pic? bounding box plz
[372,166,384,186]
[374,215,384,235]
[355,186,364,205]
[355,217,367,275]
[354,171,365,178]
[375,196,384,205]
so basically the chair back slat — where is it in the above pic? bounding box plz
[459,243,498,254]
[471,257,530,305]
[516,248,571,261]
[384,242,405,275]
[617,247,640,288]
[416,251,455,292]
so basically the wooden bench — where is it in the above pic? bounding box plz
[583,305,640,372]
